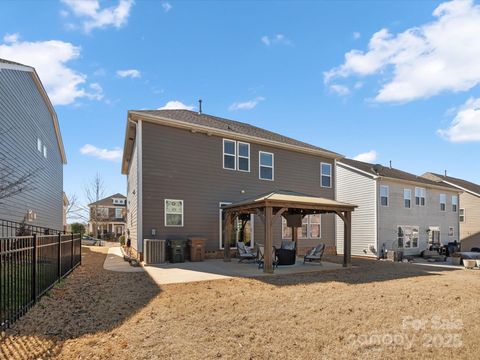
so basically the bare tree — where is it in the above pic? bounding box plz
[65,193,88,223]
[84,173,106,238]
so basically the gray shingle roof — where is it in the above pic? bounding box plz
[131,109,342,158]
[340,159,457,190]
[427,173,480,196]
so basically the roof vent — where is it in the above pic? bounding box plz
[372,164,384,174]
[198,99,202,115]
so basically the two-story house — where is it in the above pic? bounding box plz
[422,172,480,251]
[121,109,343,259]
[336,159,460,257]
[88,193,126,239]
[0,58,66,232]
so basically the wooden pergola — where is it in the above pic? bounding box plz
[222,190,357,273]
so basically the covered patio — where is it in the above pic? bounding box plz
[222,190,357,273]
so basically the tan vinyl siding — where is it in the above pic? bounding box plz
[459,192,480,250]
[335,164,377,257]
[139,122,336,253]
[0,68,63,230]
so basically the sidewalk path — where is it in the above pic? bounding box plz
[103,246,144,273]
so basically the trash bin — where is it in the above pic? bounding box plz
[188,237,206,262]
[169,239,186,263]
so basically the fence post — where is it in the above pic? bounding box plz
[58,233,61,280]
[80,232,82,265]
[32,234,37,303]
[71,233,74,269]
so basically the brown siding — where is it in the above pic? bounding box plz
[140,122,336,252]
[459,192,480,250]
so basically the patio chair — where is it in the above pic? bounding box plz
[237,242,257,263]
[257,245,278,269]
[304,243,325,265]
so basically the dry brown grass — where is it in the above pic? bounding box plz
[1,247,480,359]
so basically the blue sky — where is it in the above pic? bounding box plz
[1,0,480,208]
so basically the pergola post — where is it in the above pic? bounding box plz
[264,206,273,273]
[343,211,352,267]
[223,211,233,262]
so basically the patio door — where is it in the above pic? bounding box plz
[219,202,254,249]
[428,226,441,245]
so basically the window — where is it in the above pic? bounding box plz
[165,199,184,227]
[459,208,465,223]
[37,138,42,152]
[259,151,274,181]
[415,187,426,206]
[95,207,108,218]
[115,208,123,219]
[404,189,412,208]
[282,214,321,239]
[223,139,236,170]
[440,194,446,211]
[320,163,332,188]
[397,225,419,249]
[113,199,125,205]
[380,185,389,206]
[449,226,454,237]
[237,142,250,172]
[43,145,47,158]
[452,196,458,212]
[219,202,254,249]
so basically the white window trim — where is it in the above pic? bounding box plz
[237,142,250,172]
[404,189,412,209]
[43,144,47,158]
[259,151,274,181]
[219,202,255,249]
[282,215,322,240]
[397,225,420,249]
[380,185,389,207]
[452,195,458,212]
[459,208,465,223]
[448,226,455,237]
[440,194,446,212]
[415,187,426,207]
[320,162,332,188]
[37,138,42,152]
[115,208,123,219]
[223,139,236,171]
[164,199,184,227]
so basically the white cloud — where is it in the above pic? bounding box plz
[353,32,361,40]
[61,0,134,33]
[0,35,103,105]
[261,34,292,46]
[353,150,378,163]
[3,33,19,43]
[116,69,141,78]
[438,97,480,142]
[80,144,122,162]
[162,2,172,12]
[325,0,480,103]
[329,84,350,96]
[229,97,265,111]
[158,100,194,110]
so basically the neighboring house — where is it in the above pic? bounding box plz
[335,159,460,257]
[422,172,480,251]
[63,192,69,232]
[0,58,67,231]
[121,109,343,259]
[88,193,126,239]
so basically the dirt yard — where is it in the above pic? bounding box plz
[1,246,479,360]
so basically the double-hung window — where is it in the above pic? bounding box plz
[237,142,250,172]
[282,214,321,239]
[320,163,332,188]
[415,187,426,206]
[165,199,184,227]
[380,185,389,206]
[452,196,458,212]
[404,189,412,208]
[223,139,236,170]
[115,208,123,219]
[459,209,465,223]
[397,225,419,249]
[259,151,274,181]
[440,194,446,211]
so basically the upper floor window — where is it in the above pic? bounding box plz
[115,208,123,219]
[237,142,250,172]
[259,151,274,181]
[282,214,321,239]
[320,163,332,188]
[165,199,184,227]
[404,189,412,208]
[415,187,426,206]
[113,198,125,205]
[37,138,42,152]
[43,145,47,158]
[223,139,236,170]
[440,194,446,211]
[452,195,458,212]
[94,207,108,218]
[459,208,465,223]
[380,185,389,206]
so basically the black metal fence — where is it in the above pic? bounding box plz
[0,219,63,238]
[0,228,82,330]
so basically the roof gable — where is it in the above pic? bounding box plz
[89,193,126,207]
[424,172,480,197]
